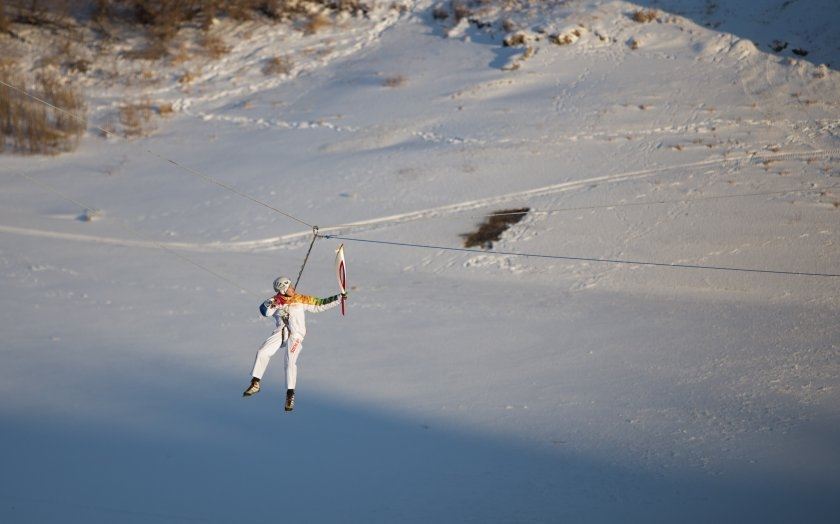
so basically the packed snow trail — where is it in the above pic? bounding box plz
[6,148,837,253]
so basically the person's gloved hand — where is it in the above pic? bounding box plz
[340,291,348,300]
[263,298,275,309]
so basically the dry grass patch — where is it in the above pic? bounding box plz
[119,100,155,138]
[201,33,231,59]
[178,69,200,85]
[304,12,331,34]
[123,41,169,61]
[382,74,406,88]
[0,68,87,154]
[503,33,528,47]
[0,6,11,33]
[263,55,293,75]
[452,1,472,21]
[631,9,658,23]
[461,208,530,249]
[550,27,584,46]
[551,33,574,45]
[156,102,175,116]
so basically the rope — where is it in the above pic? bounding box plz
[320,234,840,278]
[15,172,263,298]
[474,186,839,218]
[0,78,315,229]
[294,226,319,288]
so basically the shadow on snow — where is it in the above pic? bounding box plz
[1,366,838,524]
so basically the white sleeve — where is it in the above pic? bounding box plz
[259,298,278,317]
[302,295,341,313]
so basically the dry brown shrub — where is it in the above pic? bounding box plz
[170,43,191,65]
[504,33,527,47]
[123,41,169,60]
[156,102,175,116]
[263,55,293,75]
[551,33,573,45]
[5,0,74,28]
[99,116,116,137]
[0,68,87,155]
[0,5,10,33]
[461,208,530,249]
[631,9,658,23]
[201,33,231,59]
[67,58,91,73]
[178,69,199,84]
[119,100,155,138]
[452,1,471,21]
[382,74,406,88]
[304,12,331,34]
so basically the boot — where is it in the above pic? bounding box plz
[243,377,261,397]
[284,389,295,412]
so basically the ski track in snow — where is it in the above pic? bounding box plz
[2,149,837,253]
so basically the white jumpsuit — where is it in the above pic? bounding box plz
[250,293,340,390]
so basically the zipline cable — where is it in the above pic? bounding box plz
[473,186,839,218]
[319,234,840,278]
[0,78,315,229]
[15,172,263,298]
[294,226,319,288]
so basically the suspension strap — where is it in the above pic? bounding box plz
[294,226,319,289]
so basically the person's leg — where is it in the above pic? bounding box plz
[284,336,303,390]
[251,330,286,380]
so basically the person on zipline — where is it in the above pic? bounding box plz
[243,276,345,411]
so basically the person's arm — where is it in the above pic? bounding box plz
[296,293,344,313]
[259,297,279,317]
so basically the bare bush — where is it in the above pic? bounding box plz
[119,100,155,138]
[461,208,530,249]
[263,55,293,75]
[201,33,231,59]
[5,0,75,29]
[156,102,174,116]
[631,9,658,23]
[5,1,372,60]
[303,12,331,34]
[0,68,87,155]
[382,74,406,88]
[0,5,10,33]
[550,26,585,46]
[503,33,528,47]
[178,69,199,85]
[123,41,169,60]
[555,34,573,45]
[452,1,471,21]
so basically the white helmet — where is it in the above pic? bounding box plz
[273,276,292,294]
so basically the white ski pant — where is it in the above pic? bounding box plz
[251,330,304,390]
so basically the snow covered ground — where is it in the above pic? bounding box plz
[1,1,838,522]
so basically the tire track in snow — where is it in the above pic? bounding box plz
[0,224,314,253]
[3,149,837,253]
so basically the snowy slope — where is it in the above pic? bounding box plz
[1,1,839,522]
